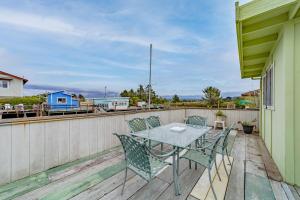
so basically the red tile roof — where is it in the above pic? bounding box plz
[0,71,28,84]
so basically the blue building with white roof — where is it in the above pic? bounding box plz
[47,91,79,110]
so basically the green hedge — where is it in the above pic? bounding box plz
[0,96,45,106]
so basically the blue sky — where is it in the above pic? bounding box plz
[0,0,258,96]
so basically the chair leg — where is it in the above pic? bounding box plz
[226,149,231,166]
[214,160,221,181]
[208,168,217,200]
[121,167,128,195]
[222,154,229,177]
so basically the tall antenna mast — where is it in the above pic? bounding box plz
[148,44,152,110]
[104,86,107,98]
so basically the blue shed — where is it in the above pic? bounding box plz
[47,91,79,110]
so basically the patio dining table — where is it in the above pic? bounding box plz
[131,122,211,196]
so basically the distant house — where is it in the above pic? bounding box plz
[47,91,79,110]
[89,97,129,111]
[0,71,28,98]
[241,89,260,97]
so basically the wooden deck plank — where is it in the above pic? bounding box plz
[98,175,147,200]
[257,138,283,182]
[128,178,169,200]
[0,147,122,200]
[281,183,296,200]
[156,167,204,200]
[70,170,135,200]
[187,195,199,200]
[224,160,244,200]
[269,180,288,200]
[245,173,275,200]
[40,161,125,200]
[225,132,245,200]
[288,185,300,200]
[206,156,234,200]
[296,186,300,197]
[245,160,267,178]
[15,156,123,200]
[230,132,246,161]
[190,155,222,199]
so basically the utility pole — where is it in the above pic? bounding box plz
[148,44,152,110]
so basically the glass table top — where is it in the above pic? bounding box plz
[131,123,211,148]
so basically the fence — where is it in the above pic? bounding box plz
[0,108,258,185]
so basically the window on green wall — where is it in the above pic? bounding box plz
[263,63,274,109]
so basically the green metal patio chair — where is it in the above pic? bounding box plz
[146,116,161,128]
[185,115,208,169]
[199,123,235,177]
[180,134,224,200]
[146,116,164,151]
[185,115,207,127]
[127,117,161,148]
[113,133,175,195]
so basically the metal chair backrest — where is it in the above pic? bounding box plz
[208,134,224,166]
[128,118,148,133]
[146,116,161,128]
[186,115,207,127]
[113,133,151,174]
[221,123,235,151]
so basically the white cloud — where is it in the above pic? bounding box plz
[38,70,119,79]
[0,8,83,36]
[0,6,210,54]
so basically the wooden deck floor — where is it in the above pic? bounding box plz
[1,131,300,200]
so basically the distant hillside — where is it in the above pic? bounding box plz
[24,84,118,98]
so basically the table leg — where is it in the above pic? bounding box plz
[176,148,180,175]
[173,147,181,196]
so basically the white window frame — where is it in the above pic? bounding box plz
[263,62,275,110]
[0,80,9,89]
[57,97,67,104]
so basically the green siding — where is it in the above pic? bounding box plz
[295,21,300,186]
[261,19,300,186]
[261,35,286,176]
[270,36,286,176]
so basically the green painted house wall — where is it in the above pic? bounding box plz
[260,19,300,186]
[236,0,300,186]
[295,20,300,186]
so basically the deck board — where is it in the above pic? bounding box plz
[0,130,289,200]
[288,185,300,200]
[128,178,169,200]
[225,132,245,200]
[269,180,288,200]
[15,155,123,200]
[98,175,147,200]
[70,170,135,200]
[257,138,283,182]
[156,167,204,200]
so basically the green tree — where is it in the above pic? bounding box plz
[78,94,85,102]
[172,94,180,103]
[137,84,145,100]
[120,90,129,97]
[202,86,221,107]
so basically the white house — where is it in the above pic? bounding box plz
[0,71,28,98]
[89,97,130,111]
